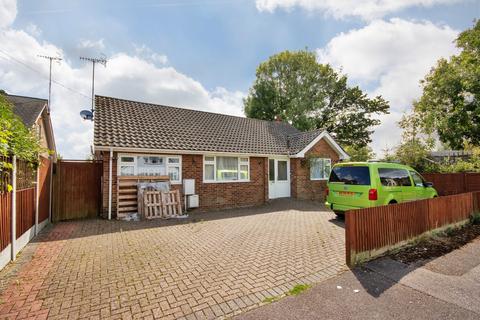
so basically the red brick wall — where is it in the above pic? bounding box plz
[181,155,268,211]
[291,138,340,201]
[100,152,268,217]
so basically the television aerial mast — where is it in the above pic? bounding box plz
[79,55,107,120]
[38,54,62,113]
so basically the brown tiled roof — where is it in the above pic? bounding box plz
[5,94,47,127]
[94,95,325,155]
[287,129,326,154]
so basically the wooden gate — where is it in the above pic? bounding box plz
[53,160,102,222]
[38,157,51,223]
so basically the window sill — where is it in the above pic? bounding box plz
[203,180,251,184]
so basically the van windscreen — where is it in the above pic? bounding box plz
[329,166,371,185]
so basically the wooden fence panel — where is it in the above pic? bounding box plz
[346,192,478,267]
[422,173,464,195]
[38,157,51,222]
[16,188,36,239]
[422,173,480,196]
[53,160,102,222]
[465,173,480,192]
[427,193,473,229]
[474,192,480,212]
[0,193,11,251]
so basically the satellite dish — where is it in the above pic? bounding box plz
[80,110,94,121]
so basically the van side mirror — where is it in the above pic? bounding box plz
[424,182,433,188]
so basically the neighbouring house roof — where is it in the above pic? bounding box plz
[4,93,56,157]
[430,150,473,157]
[429,150,473,164]
[5,94,47,127]
[94,95,347,157]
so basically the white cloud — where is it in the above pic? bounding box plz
[25,23,41,37]
[256,0,461,20]
[134,44,168,65]
[317,18,459,155]
[0,15,244,159]
[0,0,17,28]
[78,38,106,50]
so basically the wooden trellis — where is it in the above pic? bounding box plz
[143,189,183,219]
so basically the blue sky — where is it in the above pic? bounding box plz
[1,0,479,157]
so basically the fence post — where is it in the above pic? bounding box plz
[35,165,39,236]
[49,155,53,223]
[11,156,16,262]
[345,210,356,268]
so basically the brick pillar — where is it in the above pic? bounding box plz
[101,151,117,219]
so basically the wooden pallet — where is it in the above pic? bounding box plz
[116,175,169,219]
[143,189,183,219]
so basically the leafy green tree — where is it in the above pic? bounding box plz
[380,147,397,162]
[244,50,389,147]
[343,145,375,161]
[413,20,480,149]
[392,112,439,172]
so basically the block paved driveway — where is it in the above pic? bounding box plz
[0,199,346,320]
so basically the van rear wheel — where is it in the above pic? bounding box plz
[334,211,345,219]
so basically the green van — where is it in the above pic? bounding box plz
[325,161,437,217]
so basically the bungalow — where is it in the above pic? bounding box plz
[93,95,349,219]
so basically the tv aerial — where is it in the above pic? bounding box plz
[79,54,107,121]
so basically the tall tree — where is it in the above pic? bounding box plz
[343,145,375,162]
[394,112,437,172]
[413,20,480,149]
[244,50,389,147]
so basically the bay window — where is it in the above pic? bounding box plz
[118,154,182,183]
[204,155,250,182]
[310,158,331,180]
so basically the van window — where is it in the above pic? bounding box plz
[378,168,412,187]
[410,171,425,187]
[329,166,371,185]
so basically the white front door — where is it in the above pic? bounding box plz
[268,158,291,199]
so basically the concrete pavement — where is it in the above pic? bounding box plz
[238,238,480,320]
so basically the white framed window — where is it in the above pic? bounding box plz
[167,157,181,182]
[137,156,165,176]
[310,158,331,180]
[117,154,182,184]
[203,155,250,183]
[119,156,136,176]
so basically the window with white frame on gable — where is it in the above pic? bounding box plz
[310,158,331,180]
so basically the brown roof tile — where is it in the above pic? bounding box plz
[94,95,324,155]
